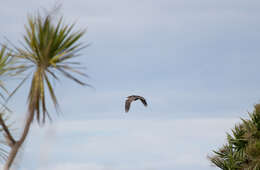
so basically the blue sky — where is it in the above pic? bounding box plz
[1,0,260,170]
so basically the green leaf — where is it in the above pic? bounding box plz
[16,12,88,124]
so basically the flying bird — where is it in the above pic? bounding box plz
[125,95,148,112]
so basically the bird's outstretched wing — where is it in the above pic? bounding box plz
[125,95,148,112]
[125,98,132,112]
[138,96,148,107]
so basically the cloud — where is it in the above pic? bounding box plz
[38,162,107,170]
[18,118,241,170]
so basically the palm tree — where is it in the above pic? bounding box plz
[3,12,88,170]
[209,104,260,169]
[0,46,15,163]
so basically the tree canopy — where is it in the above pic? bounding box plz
[209,104,260,169]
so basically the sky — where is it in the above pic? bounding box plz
[1,0,260,170]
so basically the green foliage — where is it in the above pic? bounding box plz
[209,104,260,169]
[210,144,244,170]
[15,12,88,124]
[0,46,15,100]
[0,9,89,169]
[0,46,15,163]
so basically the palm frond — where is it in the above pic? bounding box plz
[17,12,88,124]
[0,46,15,98]
[209,104,260,169]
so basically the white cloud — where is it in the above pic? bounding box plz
[19,118,241,170]
[38,162,107,170]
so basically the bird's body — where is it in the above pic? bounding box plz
[125,95,147,112]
